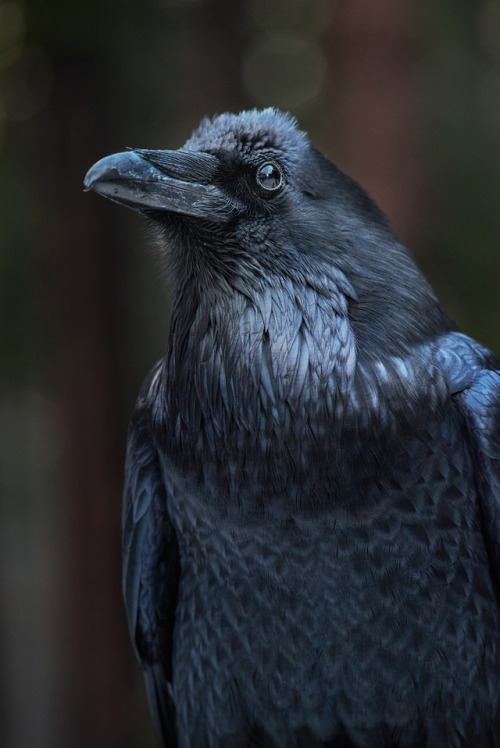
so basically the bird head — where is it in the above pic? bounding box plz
[84,108,451,357]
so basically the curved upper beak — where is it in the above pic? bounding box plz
[84,148,241,219]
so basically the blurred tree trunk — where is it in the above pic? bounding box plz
[38,53,136,747]
[326,0,424,248]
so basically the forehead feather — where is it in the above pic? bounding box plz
[182,108,309,163]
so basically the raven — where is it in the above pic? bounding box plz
[84,109,500,747]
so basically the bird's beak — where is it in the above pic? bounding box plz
[84,148,241,219]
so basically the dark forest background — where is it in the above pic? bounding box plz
[1,1,500,746]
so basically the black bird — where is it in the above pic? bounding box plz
[84,109,500,747]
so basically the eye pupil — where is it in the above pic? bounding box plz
[256,163,282,191]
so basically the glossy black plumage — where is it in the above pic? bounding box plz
[85,109,500,747]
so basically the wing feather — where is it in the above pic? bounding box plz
[438,334,500,577]
[122,363,179,747]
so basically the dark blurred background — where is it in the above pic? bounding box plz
[1,0,499,746]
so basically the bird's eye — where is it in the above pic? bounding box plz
[256,162,283,191]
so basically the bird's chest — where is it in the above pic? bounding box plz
[169,509,354,743]
[163,417,500,746]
